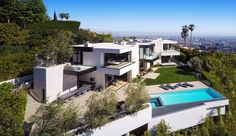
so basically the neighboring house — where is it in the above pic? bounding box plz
[32,42,139,102]
[157,39,180,66]
[138,38,180,71]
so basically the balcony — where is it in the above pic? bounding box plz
[140,53,159,62]
[99,59,136,76]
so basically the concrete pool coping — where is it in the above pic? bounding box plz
[151,97,228,117]
[145,81,229,117]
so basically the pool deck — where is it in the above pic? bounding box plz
[145,81,208,94]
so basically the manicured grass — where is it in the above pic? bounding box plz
[144,66,198,85]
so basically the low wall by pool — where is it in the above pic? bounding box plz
[148,98,229,132]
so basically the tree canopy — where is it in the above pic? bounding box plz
[0,0,48,27]
[0,23,28,46]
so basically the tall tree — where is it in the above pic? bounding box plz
[23,0,48,26]
[53,10,58,21]
[0,0,22,24]
[188,24,195,47]
[59,13,70,20]
[64,13,70,20]
[181,25,189,47]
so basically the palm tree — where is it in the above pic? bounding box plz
[181,25,189,47]
[188,24,195,47]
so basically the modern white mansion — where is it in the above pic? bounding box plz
[31,38,229,136]
[32,38,180,102]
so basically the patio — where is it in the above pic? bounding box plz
[145,81,208,94]
[62,82,130,113]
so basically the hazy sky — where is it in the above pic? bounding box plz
[43,0,236,36]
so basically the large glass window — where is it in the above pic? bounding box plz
[73,51,83,64]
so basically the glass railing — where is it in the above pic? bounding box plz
[103,59,136,69]
[140,53,159,60]
[163,47,180,52]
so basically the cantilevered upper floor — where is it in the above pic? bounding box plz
[71,42,140,76]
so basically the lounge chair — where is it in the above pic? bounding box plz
[160,84,169,90]
[184,82,194,87]
[166,84,177,89]
[178,82,188,88]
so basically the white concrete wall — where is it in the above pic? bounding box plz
[149,105,207,132]
[0,75,33,85]
[32,68,46,102]
[45,64,66,102]
[33,64,66,103]
[149,99,229,132]
[153,59,161,65]
[131,45,140,78]
[79,71,106,89]
[81,105,152,136]
[155,41,163,54]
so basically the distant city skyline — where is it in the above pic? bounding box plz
[43,0,236,37]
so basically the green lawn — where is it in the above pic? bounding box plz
[144,66,198,85]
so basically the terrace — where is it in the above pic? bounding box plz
[103,52,135,69]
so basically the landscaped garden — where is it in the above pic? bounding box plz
[144,66,198,85]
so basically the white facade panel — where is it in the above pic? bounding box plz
[33,64,66,103]
[149,105,207,132]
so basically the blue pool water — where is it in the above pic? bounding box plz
[150,88,224,108]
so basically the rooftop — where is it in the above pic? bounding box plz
[162,40,178,44]
[72,42,136,50]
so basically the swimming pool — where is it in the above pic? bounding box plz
[150,88,224,108]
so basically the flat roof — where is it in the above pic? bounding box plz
[72,43,136,50]
[64,65,96,76]
[162,40,177,44]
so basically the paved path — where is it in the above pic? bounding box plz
[24,95,42,121]
[142,66,160,79]
[143,73,160,79]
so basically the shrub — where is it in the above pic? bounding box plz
[0,52,36,81]
[156,120,170,136]
[0,23,28,46]
[0,83,27,136]
[84,91,118,128]
[30,100,81,135]
[124,82,149,113]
